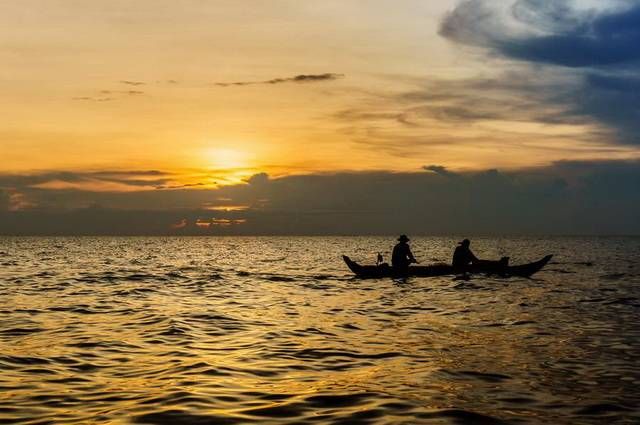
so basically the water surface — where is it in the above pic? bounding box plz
[1,236,639,424]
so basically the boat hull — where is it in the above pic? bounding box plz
[343,255,552,279]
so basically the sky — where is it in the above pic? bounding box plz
[1,0,640,235]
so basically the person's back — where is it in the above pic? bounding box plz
[452,245,469,268]
[392,243,410,267]
[452,239,477,269]
[392,235,416,275]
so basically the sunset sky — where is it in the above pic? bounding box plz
[2,0,640,234]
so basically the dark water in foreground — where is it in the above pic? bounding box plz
[0,236,639,425]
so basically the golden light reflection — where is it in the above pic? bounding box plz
[205,205,249,212]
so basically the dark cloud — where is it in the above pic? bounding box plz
[424,165,457,177]
[0,189,10,211]
[245,173,269,186]
[438,0,640,145]
[1,161,639,235]
[214,73,344,87]
[440,0,640,68]
[505,1,640,68]
[155,182,207,190]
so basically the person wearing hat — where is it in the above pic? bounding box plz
[452,238,478,271]
[392,235,418,276]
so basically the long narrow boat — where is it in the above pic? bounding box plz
[343,254,553,279]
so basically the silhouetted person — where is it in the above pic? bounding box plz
[452,238,478,271]
[392,235,417,275]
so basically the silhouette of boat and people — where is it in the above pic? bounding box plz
[344,235,552,279]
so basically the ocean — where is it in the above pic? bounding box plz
[0,236,638,424]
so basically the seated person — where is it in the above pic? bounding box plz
[392,234,417,275]
[452,239,478,270]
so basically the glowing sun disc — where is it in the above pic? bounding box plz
[208,148,247,169]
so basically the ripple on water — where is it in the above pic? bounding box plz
[133,410,244,425]
[440,369,512,383]
[416,409,509,424]
[0,327,45,337]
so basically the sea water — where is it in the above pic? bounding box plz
[0,236,638,424]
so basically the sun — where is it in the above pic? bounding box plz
[207,148,248,169]
[197,147,258,186]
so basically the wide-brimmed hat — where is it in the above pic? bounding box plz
[398,234,410,242]
[458,238,470,246]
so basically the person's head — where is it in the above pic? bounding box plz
[458,238,470,247]
[398,234,410,243]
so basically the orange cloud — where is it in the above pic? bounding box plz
[195,219,211,228]
[30,179,154,192]
[171,218,187,229]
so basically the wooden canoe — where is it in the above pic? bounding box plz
[343,254,553,279]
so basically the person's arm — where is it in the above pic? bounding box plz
[408,247,418,263]
[469,249,479,263]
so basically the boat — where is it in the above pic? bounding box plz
[343,254,553,279]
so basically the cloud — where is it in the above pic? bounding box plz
[332,69,622,162]
[245,172,270,186]
[424,165,457,177]
[119,80,146,86]
[1,161,639,235]
[155,182,207,190]
[0,170,177,197]
[440,0,640,67]
[73,89,145,102]
[101,90,145,95]
[75,79,174,102]
[0,190,9,211]
[72,96,114,102]
[0,188,33,211]
[438,0,640,145]
[214,73,344,87]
